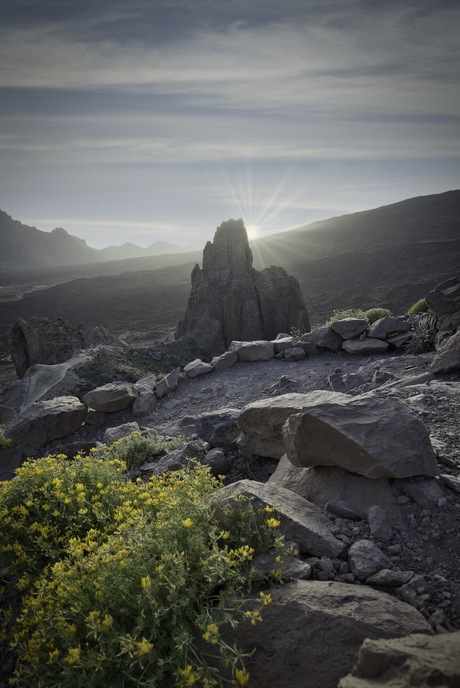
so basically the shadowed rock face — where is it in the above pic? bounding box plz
[175,219,310,353]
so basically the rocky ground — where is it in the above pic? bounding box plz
[43,346,460,630]
[1,346,459,685]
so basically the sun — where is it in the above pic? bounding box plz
[245,224,260,241]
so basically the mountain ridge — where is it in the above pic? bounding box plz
[0,190,458,353]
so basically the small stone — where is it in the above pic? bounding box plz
[319,557,334,573]
[397,495,411,504]
[437,497,448,507]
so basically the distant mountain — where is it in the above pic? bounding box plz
[0,211,187,270]
[99,241,185,261]
[0,190,458,352]
[0,212,102,269]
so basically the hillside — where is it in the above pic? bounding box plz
[0,190,458,353]
[0,212,103,269]
[252,190,460,322]
[0,211,188,270]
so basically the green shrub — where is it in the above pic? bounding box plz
[326,307,392,326]
[93,431,184,470]
[404,315,437,354]
[325,308,367,325]
[0,455,286,687]
[364,308,391,324]
[407,297,429,316]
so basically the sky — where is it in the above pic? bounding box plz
[0,0,459,249]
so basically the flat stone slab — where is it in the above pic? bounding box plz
[283,391,439,479]
[211,479,344,558]
[184,359,214,378]
[229,340,275,361]
[342,338,390,354]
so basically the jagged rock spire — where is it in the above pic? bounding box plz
[176,219,310,354]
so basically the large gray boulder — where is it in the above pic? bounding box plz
[339,631,460,688]
[269,458,401,524]
[283,392,439,479]
[82,382,138,412]
[237,391,341,459]
[5,396,87,449]
[211,479,344,558]
[221,581,432,688]
[8,316,121,379]
[175,219,309,354]
[183,359,214,378]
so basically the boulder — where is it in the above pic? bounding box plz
[203,448,234,476]
[211,479,344,558]
[399,477,446,508]
[330,318,368,340]
[154,367,181,398]
[342,338,389,354]
[134,373,157,394]
[368,505,394,543]
[175,219,309,354]
[431,328,460,373]
[220,581,431,688]
[269,459,401,524]
[103,422,140,445]
[83,382,138,412]
[8,317,85,378]
[210,351,238,371]
[367,317,411,340]
[183,358,214,378]
[283,346,306,361]
[237,391,340,459]
[5,396,87,449]
[283,392,439,479]
[195,408,241,449]
[338,631,460,688]
[229,340,275,361]
[272,336,293,353]
[8,317,121,378]
[297,326,343,352]
[426,276,460,319]
[146,440,207,476]
[131,392,158,417]
[348,539,392,580]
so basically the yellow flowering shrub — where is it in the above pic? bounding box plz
[0,454,287,687]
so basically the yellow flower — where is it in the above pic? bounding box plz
[135,637,154,657]
[140,576,151,589]
[234,668,250,686]
[244,609,262,626]
[263,505,274,513]
[219,530,231,540]
[259,591,272,606]
[181,518,193,528]
[47,649,59,665]
[265,517,281,529]
[65,647,81,666]
[202,623,219,645]
[177,664,199,686]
